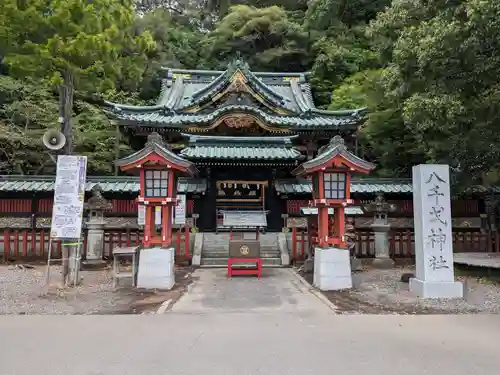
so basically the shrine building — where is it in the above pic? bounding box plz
[103,58,381,233]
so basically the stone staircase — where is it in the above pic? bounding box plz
[201,233,282,267]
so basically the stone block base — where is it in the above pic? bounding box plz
[350,256,363,271]
[303,258,314,273]
[371,257,395,269]
[82,259,107,270]
[313,247,352,291]
[137,247,175,290]
[409,278,463,299]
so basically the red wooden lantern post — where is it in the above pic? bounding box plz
[292,136,375,290]
[293,136,375,250]
[116,133,197,249]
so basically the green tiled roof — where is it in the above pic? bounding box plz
[115,132,197,176]
[0,176,206,194]
[274,178,414,194]
[181,145,301,160]
[292,135,375,175]
[104,58,366,131]
[106,104,362,131]
[180,134,302,160]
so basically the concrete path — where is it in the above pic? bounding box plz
[1,315,498,375]
[171,268,333,316]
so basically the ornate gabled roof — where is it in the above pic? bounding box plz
[179,134,303,160]
[293,135,376,176]
[116,132,198,176]
[105,104,362,131]
[104,58,366,131]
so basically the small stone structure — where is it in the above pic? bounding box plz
[84,185,112,266]
[364,192,397,268]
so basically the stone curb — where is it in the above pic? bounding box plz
[289,268,339,313]
[156,299,172,314]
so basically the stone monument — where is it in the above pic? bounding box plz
[83,185,112,267]
[410,164,463,298]
[364,193,397,269]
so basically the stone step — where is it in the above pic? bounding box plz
[202,253,280,259]
[202,249,280,254]
[202,250,280,255]
[200,257,282,267]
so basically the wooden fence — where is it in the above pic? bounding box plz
[354,230,495,258]
[1,227,191,262]
[289,229,497,261]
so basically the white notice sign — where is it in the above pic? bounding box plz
[155,206,162,226]
[138,205,145,226]
[137,205,166,226]
[174,194,186,225]
[50,155,87,239]
[411,164,462,298]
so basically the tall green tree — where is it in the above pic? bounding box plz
[1,0,155,155]
[359,0,500,185]
[206,5,310,72]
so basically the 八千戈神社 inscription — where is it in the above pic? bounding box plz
[425,172,450,271]
[410,164,462,298]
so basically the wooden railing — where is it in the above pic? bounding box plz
[0,227,191,262]
[355,230,493,258]
[290,229,497,260]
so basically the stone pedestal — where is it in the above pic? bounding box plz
[313,247,352,290]
[409,278,463,298]
[371,223,394,269]
[350,256,363,271]
[84,221,106,266]
[136,247,175,290]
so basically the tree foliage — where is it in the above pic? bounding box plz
[0,0,499,188]
[206,5,310,72]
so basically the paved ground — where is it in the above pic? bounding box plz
[1,268,499,374]
[171,268,333,316]
[1,315,498,375]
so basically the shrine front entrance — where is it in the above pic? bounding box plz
[194,167,285,232]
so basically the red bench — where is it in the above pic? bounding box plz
[227,258,262,278]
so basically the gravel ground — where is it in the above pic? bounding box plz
[300,266,500,314]
[0,264,194,315]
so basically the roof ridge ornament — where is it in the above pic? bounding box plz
[330,135,344,146]
[145,132,170,150]
[317,135,346,155]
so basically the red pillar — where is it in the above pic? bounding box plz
[334,206,345,247]
[144,205,152,247]
[165,206,173,246]
[161,205,168,248]
[318,206,329,247]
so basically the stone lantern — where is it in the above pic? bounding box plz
[364,192,397,268]
[84,185,112,266]
[292,136,375,290]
